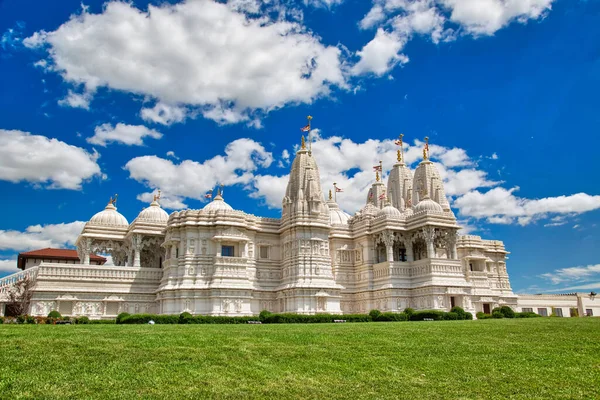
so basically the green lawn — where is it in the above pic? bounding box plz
[1,319,599,400]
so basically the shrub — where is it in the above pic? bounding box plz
[376,312,408,322]
[410,310,445,321]
[476,312,491,320]
[516,312,541,318]
[16,315,26,324]
[179,312,193,324]
[116,312,130,324]
[0,316,4,324]
[120,314,180,324]
[443,312,459,320]
[259,310,272,322]
[48,311,61,319]
[90,319,116,324]
[340,314,371,323]
[76,316,90,325]
[464,312,473,320]
[450,306,466,319]
[492,310,504,319]
[403,307,415,317]
[369,309,382,321]
[499,306,515,319]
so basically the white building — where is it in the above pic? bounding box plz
[3,135,593,319]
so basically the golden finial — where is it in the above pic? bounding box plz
[423,136,429,160]
[110,194,118,206]
[301,135,306,149]
[397,149,402,162]
[153,190,161,202]
[329,189,332,200]
[376,171,380,182]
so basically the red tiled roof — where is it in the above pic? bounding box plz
[18,248,106,262]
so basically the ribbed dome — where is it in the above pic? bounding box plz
[203,194,233,212]
[378,204,402,218]
[360,203,379,216]
[137,200,169,224]
[414,196,443,213]
[327,200,351,225]
[89,203,129,227]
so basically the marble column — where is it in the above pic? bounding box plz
[132,234,142,267]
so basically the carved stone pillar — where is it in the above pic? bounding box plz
[79,238,92,265]
[423,227,436,259]
[398,233,413,262]
[132,234,142,267]
[382,231,394,263]
[448,231,458,259]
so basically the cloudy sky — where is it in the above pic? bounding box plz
[0,0,599,293]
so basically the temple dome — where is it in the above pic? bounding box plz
[378,204,402,218]
[89,203,129,227]
[360,203,379,217]
[414,196,443,213]
[137,200,169,223]
[327,200,351,225]
[203,194,233,212]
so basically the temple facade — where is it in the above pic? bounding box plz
[0,136,519,318]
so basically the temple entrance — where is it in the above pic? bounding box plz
[450,296,456,308]
[483,304,491,314]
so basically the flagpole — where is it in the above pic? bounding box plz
[333,182,337,202]
[307,115,313,155]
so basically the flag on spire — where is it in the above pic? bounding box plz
[379,193,386,200]
[373,165,382,172]
[300,124,310,132]
[204,191,212,199]
[335,187,343,193]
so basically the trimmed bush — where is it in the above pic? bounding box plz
[369,309,382,320]
[410,310,445,321]
[47,310,61,319]
[116,312,130,324]
[464,312,473,320]
[403,307,415,317]
[259,310,272,322]
[120,314,179,324]
[179,312,193,324]
[374,312,408,322]
[516,312,541,318]
[75,317,90,325]
[476,312,491,320]
[492,310,504,319]
[499,306,515,319]
[443,312,459,320]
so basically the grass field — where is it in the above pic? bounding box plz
[1,318,599,400]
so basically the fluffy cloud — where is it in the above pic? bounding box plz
[125,138,273,203]
[140,103,187,126]
[25,0,346,124]
[136,192,187,210]
[0,221,85,252]
[454,188,600,225]
[0,259,19,274]
[0,129,102,190]
[58,89,92,110]
[87,123,162,147]
[351,29,408,76]
[540,264,600,285]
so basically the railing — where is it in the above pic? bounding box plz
[35,264,163,282]
[214,256,249,266]
[372,259,463,278]
[0,266,39,292]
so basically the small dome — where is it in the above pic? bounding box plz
[327,200,351,225]
[378,204,402,218]
[360,203,379,216]
[89,203,129,227]
[137,200,169,224]
[414,196,443,213]
[203,194,233,213]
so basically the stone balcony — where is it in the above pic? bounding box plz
[373,258,463,279]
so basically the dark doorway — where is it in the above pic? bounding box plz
[450,297,456,308]
[483,304,491,314]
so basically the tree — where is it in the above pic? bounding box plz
[4,275,35,317]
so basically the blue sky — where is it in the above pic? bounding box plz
[0,0,599,292]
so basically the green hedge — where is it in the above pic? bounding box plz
[119,314,180,324]
[516,311,541,318]
[47,311,61,319]
[0,316,4,324]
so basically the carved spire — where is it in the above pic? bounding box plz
[423,136,430,160]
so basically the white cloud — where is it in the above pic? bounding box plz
[442,0,553,36]
[136,192,187,210]
[166,151,179,160]
[540,264,600,285]
[87,123,162,147]
[360,5,386,29]
[454,188,600,225]
[125,138,273,202]
[26,0,346,124]
[0,221,85,252]
[0,259,19,274]
[0,129,102,190]
[140,103,187,126]
[351,28,408,76]
[58,89,92,110]
[304,0,344,8]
